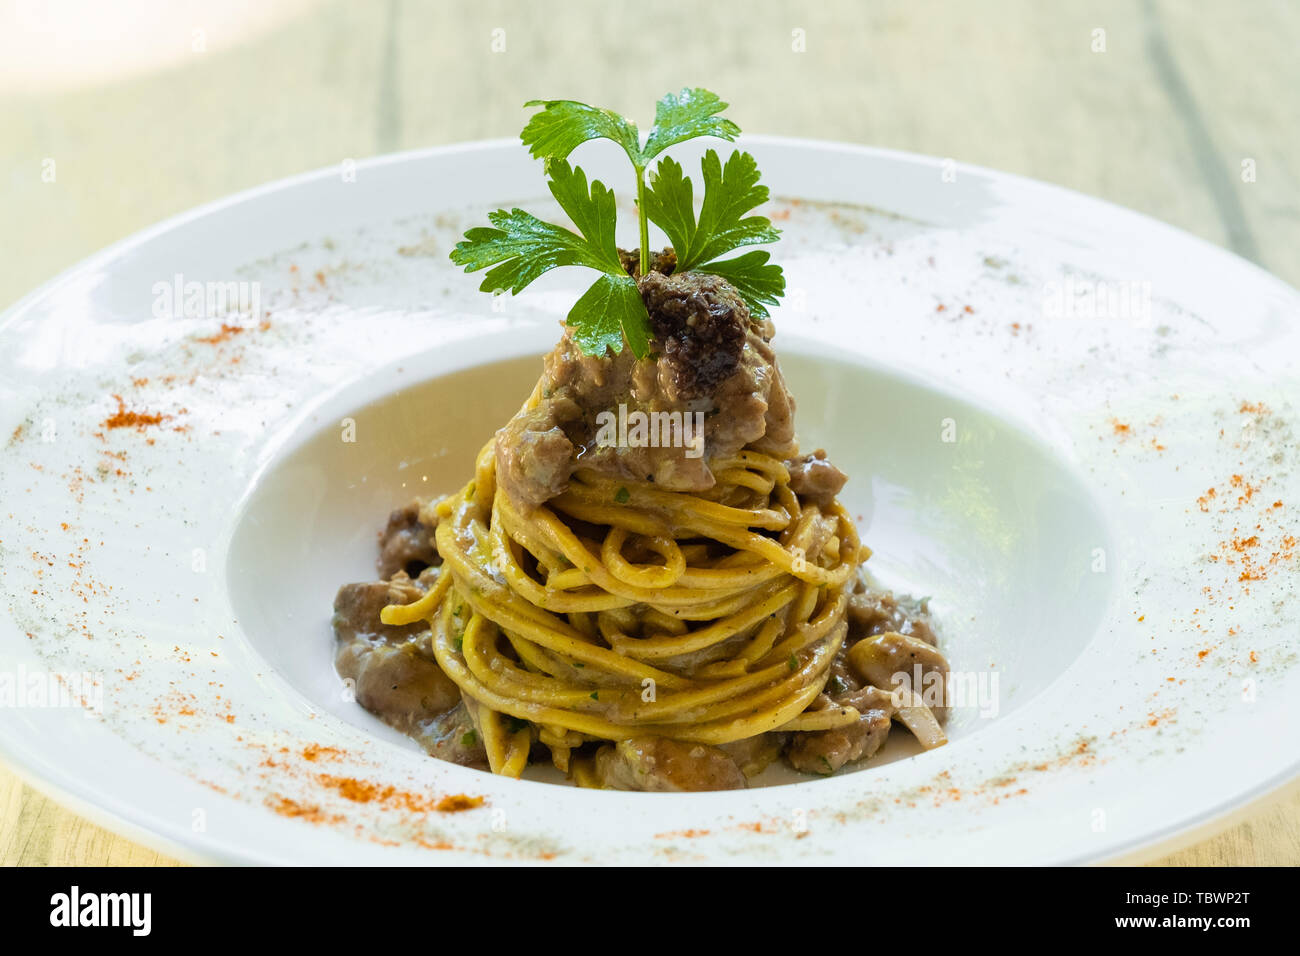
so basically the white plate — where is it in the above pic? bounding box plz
[1,138,1297,865]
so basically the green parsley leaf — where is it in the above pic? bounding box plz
[521,99,642,167]
[522,88,739,169]
[451,160,655,358]
[461,730,478,748]
[590,691,599,700]
[787,652,799,671]
[449,160,623,293]
[644,151,784,317]
[653,150,779,269]
[642,88,740,161]
[614,486,631,504]
[567,273,649,358]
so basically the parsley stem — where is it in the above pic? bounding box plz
[635,164,650,278]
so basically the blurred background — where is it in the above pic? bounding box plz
[2,0,1297,863]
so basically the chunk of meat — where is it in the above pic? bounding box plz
[376,499,440,579]
[592,736,747,791]
[617,246,677,277]
[785,686,895,774]
[718,733,786,778]
[492,264,799,511]
[332,580,426,644]
[639,270,750,398]
[494,401,579,511]
[335,637,461,720]
[847,585,938,646]
[786,449,848,508]
[417,699,489,766]
[332,579,462,743]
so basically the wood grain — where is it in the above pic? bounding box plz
[1,0,1296,866]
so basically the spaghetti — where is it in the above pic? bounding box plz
[380,399,865,778]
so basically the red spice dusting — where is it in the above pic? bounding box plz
[301,743,345,762]
[654,828,712,840]
[102,395,168,431]
[1146,708,1177,728]
[267,796,343,825]
[435,794,485,813]
[196,323,246,345]
[315,773,484,814]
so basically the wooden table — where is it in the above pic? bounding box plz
[2,0,1297,866]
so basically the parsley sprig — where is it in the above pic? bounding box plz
[449,89,785,358]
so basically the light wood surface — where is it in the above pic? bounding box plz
[1,0,1297,866]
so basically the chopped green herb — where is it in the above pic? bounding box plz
[787,653,799,671]
[461,730,478,748]
[589,691,599,700]
[818,755,834,774]
[614,486,630,504]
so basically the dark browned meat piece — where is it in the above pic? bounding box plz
[786,449,848,508]
[376,499,440,579]
[618,246,677,277]
[592,736,747,791]
[785,686,895,774]
[639,270,751,399]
